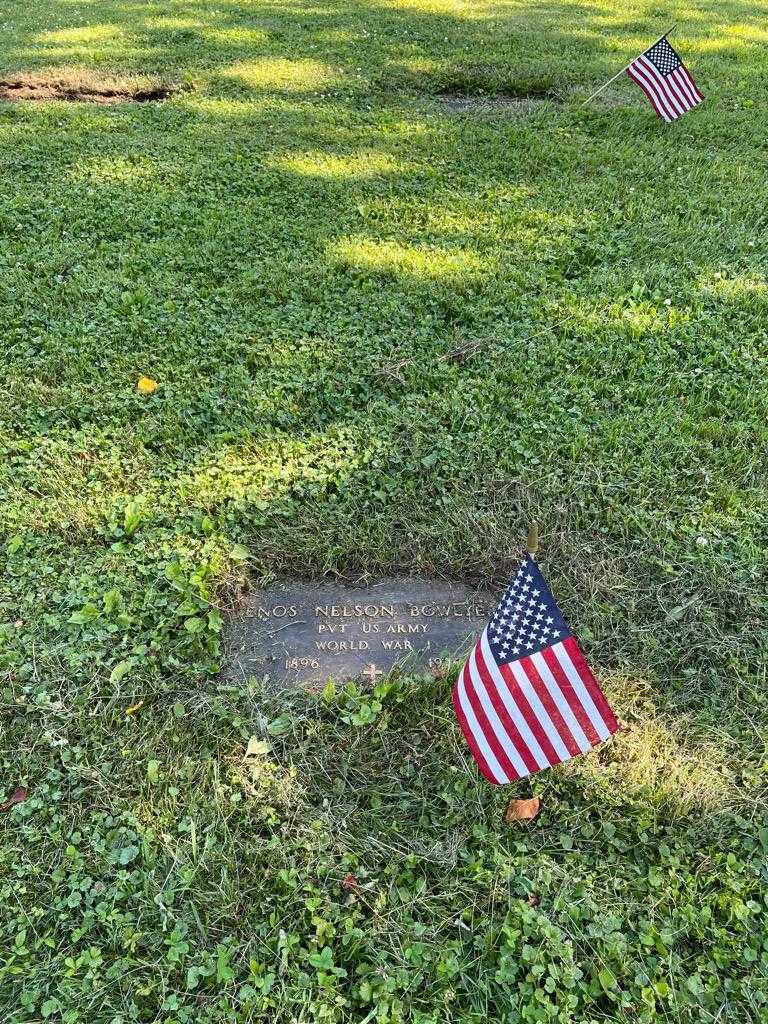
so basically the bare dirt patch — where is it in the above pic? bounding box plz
[0,70,187,104]
[437,94,553,114]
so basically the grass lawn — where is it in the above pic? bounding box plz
[1,0,767,1020]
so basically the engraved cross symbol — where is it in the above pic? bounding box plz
[362,663,384,682]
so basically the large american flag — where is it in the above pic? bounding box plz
[452,558,618,784]
[626,36,703,123]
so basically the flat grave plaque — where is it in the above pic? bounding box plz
[224,579,494,689]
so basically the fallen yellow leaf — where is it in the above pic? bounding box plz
[244,735,271,758]
[125,700,145,716]
[137,376,158,394]
[504,796,540,824]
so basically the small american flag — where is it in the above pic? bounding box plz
[452,558,618,784]
[626,36,703,122]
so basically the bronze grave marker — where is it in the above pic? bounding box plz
[224,579,494,689]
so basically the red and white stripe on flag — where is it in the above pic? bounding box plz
[626,39,703,123]
[451,558,618,784]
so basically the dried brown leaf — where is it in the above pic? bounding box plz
[504,796,540,823]
[0,786,28,812]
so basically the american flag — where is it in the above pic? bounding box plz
[452,558,618,784]
[626,36,703,123]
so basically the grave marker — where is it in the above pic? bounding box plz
[223,579,494,689]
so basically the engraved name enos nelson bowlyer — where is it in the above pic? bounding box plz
[224,579,494,689]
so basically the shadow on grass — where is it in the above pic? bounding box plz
[3,0,767,95]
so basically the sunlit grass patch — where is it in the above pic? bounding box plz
[699,271,768,299]
[0,438,154,538]
[144,17,209,31]
[384,0,503,17]
[173,425,389,512]
[34,23,124,46]
[219,57,344,93]
[271,149,413,179]
[67,153,161,183]
[327,235,489,282]
[571,673,742,818]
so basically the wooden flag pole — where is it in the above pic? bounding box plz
[505,521,542,822]
[580,25,677,107]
